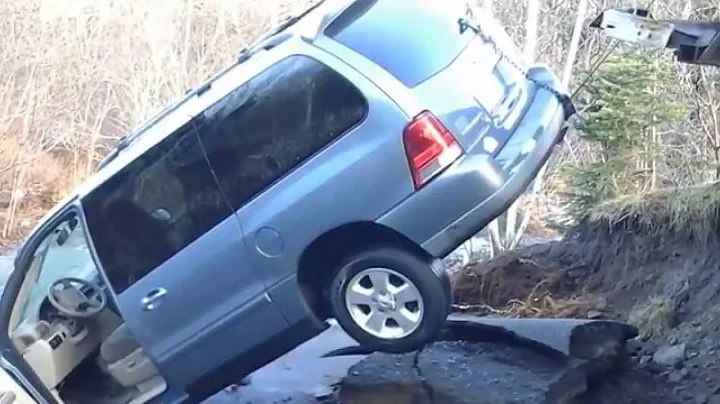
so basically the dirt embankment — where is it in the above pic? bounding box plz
[452,184,720,404]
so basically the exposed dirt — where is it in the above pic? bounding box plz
[574,367,686,404]
[452,186,720,403]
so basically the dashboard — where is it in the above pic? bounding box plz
[11,274,110,390]
[13,281,101,354]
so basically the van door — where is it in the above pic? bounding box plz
[81,118,288,398]
[0,202,86,404]
[194,51,396,326]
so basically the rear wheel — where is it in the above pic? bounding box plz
[328,245,449,353]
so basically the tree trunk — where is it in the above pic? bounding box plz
[562,0,588,89]
[523,0,541,65]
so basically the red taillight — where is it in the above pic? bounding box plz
[403,111,463,189]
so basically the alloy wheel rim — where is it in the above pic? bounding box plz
[344,267,424,339]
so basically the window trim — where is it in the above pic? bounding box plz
[4,201,122,322]
[195,53,370,212]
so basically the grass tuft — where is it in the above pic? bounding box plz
[628,297,676,339]
[581,182,720,244]
[563,182,720,270]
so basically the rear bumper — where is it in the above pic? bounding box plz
[379,66,569,258]
[423,108,566,257]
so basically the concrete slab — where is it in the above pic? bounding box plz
[445,315,638,361]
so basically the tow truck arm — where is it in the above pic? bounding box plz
[590,8,720,67]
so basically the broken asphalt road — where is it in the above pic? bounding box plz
[340,316,638,404]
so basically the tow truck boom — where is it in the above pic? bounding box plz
[590,8,720,67]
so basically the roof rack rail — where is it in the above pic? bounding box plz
[237,31,294,63]
[95,60,238,172]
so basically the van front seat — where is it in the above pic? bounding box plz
[100,324,161,391]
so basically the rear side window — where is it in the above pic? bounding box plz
[83,123,232,293]
[326,0,474,87]
[196,55,367,211]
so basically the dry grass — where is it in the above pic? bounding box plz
[500,285,588,319]
[628,297,676,339]
[452,250,590,319]
[583,182,720,243]
[566,182,720,271]
[450,180,720,328]
[0,0,315,243]
[454,286,589,319]
[452,184,720,322]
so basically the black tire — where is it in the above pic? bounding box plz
[328,245,449,353]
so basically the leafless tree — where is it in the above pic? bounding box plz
[2,0,719,245]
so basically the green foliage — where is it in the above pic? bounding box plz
[562,162,621,213]
[563,50,686,216]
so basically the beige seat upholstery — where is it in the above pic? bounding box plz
[100,324,159,388]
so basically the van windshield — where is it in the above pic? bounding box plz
[325,0,475,88]
[16,214,98,327]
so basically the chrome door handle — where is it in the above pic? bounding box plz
[141,287,167,311]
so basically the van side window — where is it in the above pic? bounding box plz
[83,123,232,293]
[196,55,368,211]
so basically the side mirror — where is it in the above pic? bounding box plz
[56,229,70,246]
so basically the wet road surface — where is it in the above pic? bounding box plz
[205,321,364,404]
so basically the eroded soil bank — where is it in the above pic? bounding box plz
[452,191,720,403]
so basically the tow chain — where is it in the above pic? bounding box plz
[458,17,578,121]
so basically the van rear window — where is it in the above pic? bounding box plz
[325,0,475,88]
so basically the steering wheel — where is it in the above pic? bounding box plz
[47,277,107,318]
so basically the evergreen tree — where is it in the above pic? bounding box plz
[563,50,685,215]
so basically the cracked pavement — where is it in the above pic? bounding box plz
[338,317,637,404]
[413,348,435,403]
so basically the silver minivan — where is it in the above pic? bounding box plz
[0,0,573,403]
